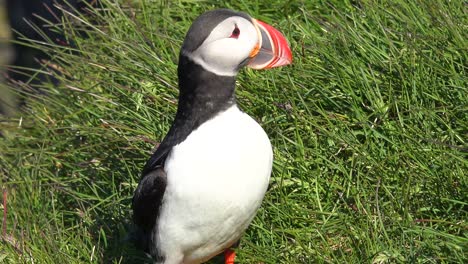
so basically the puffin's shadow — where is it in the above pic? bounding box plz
[94,205,152,263]
[100,222,226,263]
[97,218,227,263]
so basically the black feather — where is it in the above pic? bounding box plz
[131,167,167,260]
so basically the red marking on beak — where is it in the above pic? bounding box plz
[248,19,292,69]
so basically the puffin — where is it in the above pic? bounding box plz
[132,8,292,264]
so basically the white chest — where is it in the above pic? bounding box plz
[156,105,273,263]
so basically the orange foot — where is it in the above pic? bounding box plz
[224,248,236,264]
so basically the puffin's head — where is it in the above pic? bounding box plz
[181,9,292,76]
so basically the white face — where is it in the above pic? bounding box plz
[183,16,259,76]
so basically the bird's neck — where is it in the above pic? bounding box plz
[140,55,238,172]
[175,54,237,130]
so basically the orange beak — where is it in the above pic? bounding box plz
[248,19,293,69]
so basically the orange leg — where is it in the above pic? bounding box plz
[224,248,236,264]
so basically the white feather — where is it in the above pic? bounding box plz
[154,105,272,264]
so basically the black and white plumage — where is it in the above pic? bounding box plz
[132,8,292,264]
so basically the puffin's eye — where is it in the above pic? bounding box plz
[230,26,240,38]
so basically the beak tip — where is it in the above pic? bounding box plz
[282,46,293,66]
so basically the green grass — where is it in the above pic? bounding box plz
[1,0,467,263]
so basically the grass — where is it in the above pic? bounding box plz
[1,0,467,263]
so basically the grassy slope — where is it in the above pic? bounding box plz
[1,0,467,263]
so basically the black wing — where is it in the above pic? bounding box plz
[131,122,188,254]
[131,166,167,254]
[133,137,175,232]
